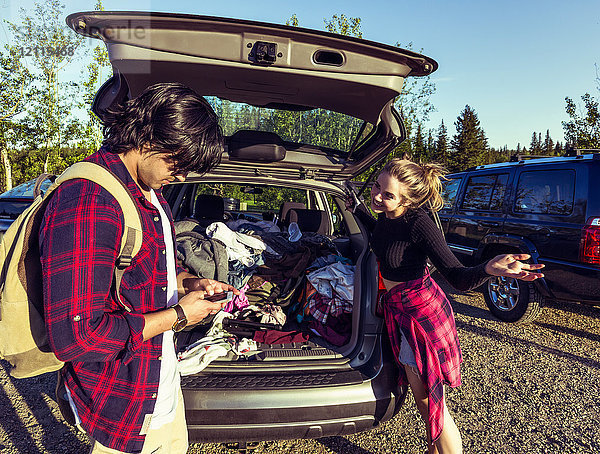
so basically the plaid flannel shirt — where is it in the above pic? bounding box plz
[382,269,462,443]
[40,147,184,453]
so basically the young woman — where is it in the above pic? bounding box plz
[348,159,544,454]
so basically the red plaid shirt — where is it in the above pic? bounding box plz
[381,269,462,443]
[40,148,184,453]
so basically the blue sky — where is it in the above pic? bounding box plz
[2,0,599,149]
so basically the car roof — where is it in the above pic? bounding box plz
[66,11,437,125]
[447,153,600,176]
[0,178,52,200]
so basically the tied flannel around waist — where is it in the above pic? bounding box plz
[382,267,437,311]
[380,267,462,442]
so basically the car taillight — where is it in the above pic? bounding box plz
[580,217,600,266]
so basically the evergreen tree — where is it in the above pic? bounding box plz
[433,120,449,165]
[412,123,427,163]
[543,130,554,156]
[530,132,541,154]
[448,105,488,171]
[554,141,564,155]
[426,130,435,162]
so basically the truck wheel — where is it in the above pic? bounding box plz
[483,275,544,323]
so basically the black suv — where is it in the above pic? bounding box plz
[439,152,600,323]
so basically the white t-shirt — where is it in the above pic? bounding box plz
[148,189,180,429]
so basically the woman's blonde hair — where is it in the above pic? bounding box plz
[381,158,447,212]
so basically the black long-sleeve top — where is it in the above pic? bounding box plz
[354,206,490,292]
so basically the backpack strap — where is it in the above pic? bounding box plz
[54,162,143,311]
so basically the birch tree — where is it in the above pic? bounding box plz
[0,45,32,191]
[8,0,85,174]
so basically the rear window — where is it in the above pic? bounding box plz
[196,183,307,215]
[441,178,462,210]
[461,174,508,211]
[514,170,575,215]
[206,97,370,153]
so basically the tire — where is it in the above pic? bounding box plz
[483,275,544,324]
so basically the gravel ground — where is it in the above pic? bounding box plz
[2,281,599,454]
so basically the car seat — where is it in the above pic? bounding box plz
[277,201,306,228]
[193,194,225,227]
[285,208,330,235]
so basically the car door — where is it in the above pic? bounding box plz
[445,170,510,265]
[438,175,464,235]
[503,165,582,263]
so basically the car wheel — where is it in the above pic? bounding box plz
[483,275,544,323]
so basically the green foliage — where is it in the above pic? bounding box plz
[323,14,363,38]
[0,0,109,192]
[0,4,574,193]
[432,120,449,164]
[8,0,86,172]
[208,98,363,152]
[411,123,427,163]
[447,105,488,171]
[0,43,33,191]
[562,93,600,149]
[196,183,307,213]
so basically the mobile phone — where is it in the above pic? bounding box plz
[204,291,233,304]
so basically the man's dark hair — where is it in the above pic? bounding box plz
[102,82,224,174]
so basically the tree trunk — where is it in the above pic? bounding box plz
[43,149,50,174]
[1,144,13,192]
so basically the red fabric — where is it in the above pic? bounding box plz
[376,262,387,317]
[40,148,184,453]
[253,329,309,344]
[382,269,462,442]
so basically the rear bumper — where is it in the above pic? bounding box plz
[181,343,403,443]
[539,258,600,302]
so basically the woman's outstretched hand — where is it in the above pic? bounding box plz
[484,253,545,281]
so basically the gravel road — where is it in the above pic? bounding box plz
[2,280,599,454]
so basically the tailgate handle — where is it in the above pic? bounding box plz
[248,41,278,65]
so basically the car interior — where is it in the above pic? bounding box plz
[164,175,370,366]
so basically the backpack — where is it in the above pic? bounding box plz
[0,162,143,379]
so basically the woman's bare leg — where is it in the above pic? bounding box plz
[404,365,462,454]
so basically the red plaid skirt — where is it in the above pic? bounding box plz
[381,269,462,442]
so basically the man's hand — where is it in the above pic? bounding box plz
[484,253,545,281]
[181,277,239,297]
[177,271,239,297]
[142,276,237,341]
[177,290,227,325]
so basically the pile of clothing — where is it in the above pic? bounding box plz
[175,217,356,375]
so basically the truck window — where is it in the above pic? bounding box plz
[461,174,508,211]
[514,170,575,215]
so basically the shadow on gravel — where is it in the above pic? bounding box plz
[533,321,600,342]
[317,436,373,454]
[455,320,600,369]
[542,299,600,319]
[0,360,88,454]
[0,383,43,454]
[430,273,497,322]
[447,298,497,322]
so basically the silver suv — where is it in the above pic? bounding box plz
[67,11,437,444]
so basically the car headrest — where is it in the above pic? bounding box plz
[194,194,224,225]
[278,201,306,224]
[285,208,329,235]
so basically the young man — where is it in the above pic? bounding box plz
[40,83,235,453]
